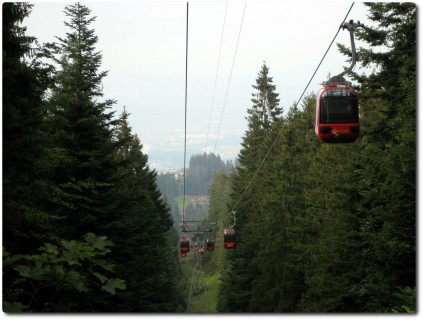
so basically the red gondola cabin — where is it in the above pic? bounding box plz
[315,85,359,143]
[206,239,215,251]
[199,248,205,259]
[224,228,237,249]
[180,236,189,256]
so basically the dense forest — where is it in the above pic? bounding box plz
[215,3,416,313]
[3,2,415,314]
[3,3,184,312]
[156,153,234,224]
[156,153,234,198]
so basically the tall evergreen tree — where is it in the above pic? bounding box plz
[347,3,416,311]
[248,62,282,130]
[247,97,317,312]
[298,140,363,312]
[3,4,126,312]
[38,4,183,310]
[3,1,52,309]
[218,62,282,312]
[16,4,127,310]
[237,62,281,171]
[104,109,180,311]
[43,3,118,238]
[2,2,52,253]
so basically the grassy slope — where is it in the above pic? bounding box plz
[179,252,221,313]
[204,272,221,312]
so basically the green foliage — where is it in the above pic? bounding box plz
[3,2,182,312]
[185,153,234,195]
[101,278,126,295]
[3,234,125,312]
[157,153,233,227]
[391,287,415,313]
[216,6,416,312]
[205,272,221,312]
[41,3,119,240]
[217,62,284,312]
[207,173,233,271]
[2,2,54,254]
[4,1,415,314]
[3,302,28,313]
[103,109,181,312]
[346,3,416,312]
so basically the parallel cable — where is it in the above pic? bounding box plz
[204,2,228,152]
[230,2,355,213]
[213,2,247,153]
[182,2,189,224]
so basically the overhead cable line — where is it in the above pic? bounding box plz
[295,2,355,108]
[230,2,355,213]
[204,2,228,152]
[213,2,247,154]
[182,2,189,226]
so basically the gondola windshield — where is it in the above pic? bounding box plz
[320,88,358,124]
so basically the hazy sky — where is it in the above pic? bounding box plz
[23,1,373,171]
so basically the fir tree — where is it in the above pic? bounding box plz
[248,62,282,130]
[218,63,282,312]
[2,2,52,253]
[3,1,52,308]
[348,3,416,311]
[106,109,180,311]
[43,3,118,238]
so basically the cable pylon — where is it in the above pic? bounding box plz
[187,239,209,312]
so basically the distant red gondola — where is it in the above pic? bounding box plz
[224,228,236,249]
[199,248,205,259]
[206,239,215,251]
[180,236,189,256]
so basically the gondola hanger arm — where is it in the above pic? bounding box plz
[324,19,364,86]
[229,211,236,229]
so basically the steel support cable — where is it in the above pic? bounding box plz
[230,2,355,213]
[204,2,228,152]
[182,2,189,226]
[213,2,247,153]
[296,2,355,103]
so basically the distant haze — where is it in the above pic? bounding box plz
[23,2,373,172]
